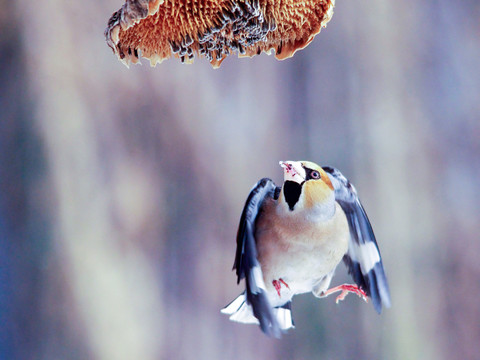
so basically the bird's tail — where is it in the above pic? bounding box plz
[221,292,294,331]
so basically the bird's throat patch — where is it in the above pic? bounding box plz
[283,181,303,210]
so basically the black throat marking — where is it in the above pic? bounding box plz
[283,180,303,211]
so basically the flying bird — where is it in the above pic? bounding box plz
[221,161,391,337]
[105,0,335,68]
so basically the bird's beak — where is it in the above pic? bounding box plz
[279,161,305,184]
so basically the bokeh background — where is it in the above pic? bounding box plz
[1,0,480,359]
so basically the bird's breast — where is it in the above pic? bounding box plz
[256,202,349,303]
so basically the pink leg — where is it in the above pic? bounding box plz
[272,278,290,297]
[279,278,290,290]
[321,284,368,304]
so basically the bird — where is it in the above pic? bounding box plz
[221,160,391,337]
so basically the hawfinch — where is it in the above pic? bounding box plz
[221,161,391,337]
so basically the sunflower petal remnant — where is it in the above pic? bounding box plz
[105,0,335,68]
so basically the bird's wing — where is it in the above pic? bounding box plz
[233,178,282,336]
[323,167,391,313]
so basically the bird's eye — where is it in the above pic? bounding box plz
[311,171,320,179]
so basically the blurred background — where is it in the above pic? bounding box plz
[1,0,480,359]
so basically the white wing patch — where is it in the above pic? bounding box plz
[349,241,381,275]
[250,265,267,293]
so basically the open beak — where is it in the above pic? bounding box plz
[279,161,305,184]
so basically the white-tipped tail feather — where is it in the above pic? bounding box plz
[272,306,294,329]
[221,292,294,330]
[221,293,259,324]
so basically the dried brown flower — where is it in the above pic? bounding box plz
[105,0,335,68]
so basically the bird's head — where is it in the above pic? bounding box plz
[278,161,335,216]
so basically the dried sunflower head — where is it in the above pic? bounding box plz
[105,0,335,68]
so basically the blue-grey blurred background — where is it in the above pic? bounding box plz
[1,0,479,359]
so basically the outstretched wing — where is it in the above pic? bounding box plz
[233,178,282,336]
[323,167,391,313]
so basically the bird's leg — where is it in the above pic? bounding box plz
[279,278,290,289]
[272,278,290,297]
[272,280,282,296]
[320,284,367,303]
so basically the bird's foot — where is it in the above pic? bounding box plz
[321,284,367,304]
[272,278,290,297]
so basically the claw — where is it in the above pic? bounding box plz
[272,278,290,297]
[279,278,290,289]
[321,284,368,304]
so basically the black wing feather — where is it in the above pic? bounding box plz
[323,167,391,313]
[233,178,282,336]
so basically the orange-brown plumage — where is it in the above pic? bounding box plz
[221,160,391,336]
